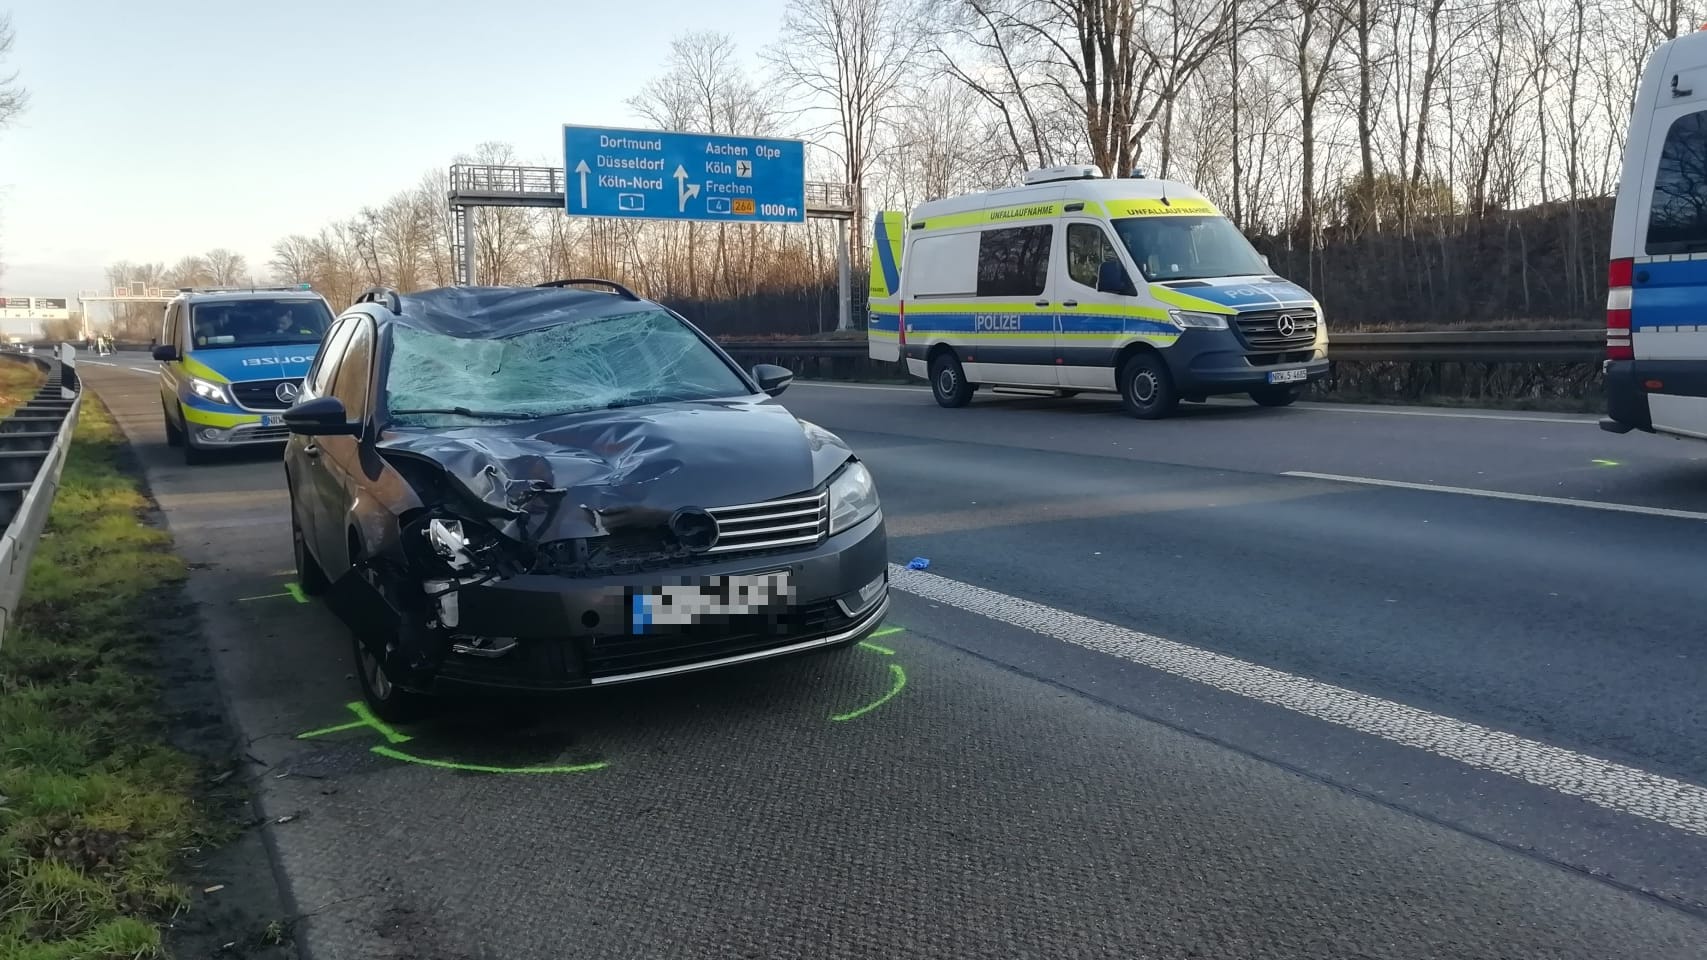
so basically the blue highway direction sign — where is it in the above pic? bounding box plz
[563,125,807,224]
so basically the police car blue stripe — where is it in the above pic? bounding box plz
[906,311,1178,337]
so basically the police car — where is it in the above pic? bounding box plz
[868,165,1328,418]
[1602,25,1707,442]
[152,286,334,463]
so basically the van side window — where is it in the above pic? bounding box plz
[1647,109,1707,255]
[1067,224,1121,288]
[162,304,180,349]
[977,225,1052,297]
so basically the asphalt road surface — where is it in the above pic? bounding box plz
[81,354,1707,959]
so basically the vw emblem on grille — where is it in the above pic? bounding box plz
[669,507,719,553]
[275,381,302,404]
[1275,314,1298,338]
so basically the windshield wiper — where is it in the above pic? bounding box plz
[604,395,681,410]
[389,406,538,420]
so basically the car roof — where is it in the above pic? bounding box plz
[363,284,669,340]
[175,289,330,306]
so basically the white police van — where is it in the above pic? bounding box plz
[1602,25,1707,442]
[867,165,1329,419]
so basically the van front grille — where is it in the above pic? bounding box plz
[1235,309,1319,351]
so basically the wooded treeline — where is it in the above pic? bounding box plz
[105,0,1704,339]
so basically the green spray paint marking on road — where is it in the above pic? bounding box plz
[858,640,895,656]
[237,581,310,604]
[370,745,608,775]
[297,701,607,775]
[1592,459,1621,467]
[869,626,904,639]
[831,664,907,722]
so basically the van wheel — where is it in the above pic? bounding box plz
[162,402,184,448]
[1250,386,1300,407]
[929,352,974,408]
[183,429,213,465]
[1118,353,1178,420]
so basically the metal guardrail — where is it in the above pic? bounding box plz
[717,330,1607,364]
[0,345,82,646]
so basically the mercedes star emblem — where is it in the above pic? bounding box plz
[1276,314,1298,338]
[276,381,302,404]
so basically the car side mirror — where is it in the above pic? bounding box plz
[752,363,794,398]
[283,395,358,436]
[151,344,179,362]
[1096,259,1135,296]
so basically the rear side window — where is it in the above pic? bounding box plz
[976,225,1052,297]
[1647,109,1707,255]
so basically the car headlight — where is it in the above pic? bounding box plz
[828,461,879,535]
[1168,309,1229,331]
[189,377,231,404]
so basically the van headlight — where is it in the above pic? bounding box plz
[828,461,879,534]
[189,377,231,404]
[1168,309,1229,330]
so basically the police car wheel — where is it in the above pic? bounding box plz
[1250,386,1300,407]
[929,353,974,408]
[182,429,214,465]
[1119,353,1178,420]
[162,402,185,448]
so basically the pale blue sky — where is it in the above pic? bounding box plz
[0,0,789,297]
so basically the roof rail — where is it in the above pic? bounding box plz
[176,284,317,294]
[355,286,403,315]
[535,278,640,300]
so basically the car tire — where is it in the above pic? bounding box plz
[1250,386,1300,407]
[291,506,330,597]
[162,402,185,448]
[1118,353,1178,420]
[182,428,213,465]
[353,633,433,724]
[929,352,974,408]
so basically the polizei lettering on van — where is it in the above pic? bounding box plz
[974,315,1023,332]
[241,355,314,367]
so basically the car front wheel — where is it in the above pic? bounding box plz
[291,506,330,596]
[353,633,433,724]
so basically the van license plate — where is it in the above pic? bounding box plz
[260,415,277,427]
[629,571,794,634]
[1268,368,1308,384]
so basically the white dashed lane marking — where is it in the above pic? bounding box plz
[890,564,1707,838]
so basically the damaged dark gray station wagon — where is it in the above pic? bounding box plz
[282,280,889,720]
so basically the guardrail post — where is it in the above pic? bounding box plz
[57,342,78,399]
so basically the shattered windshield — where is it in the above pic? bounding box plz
[382,308,753,426]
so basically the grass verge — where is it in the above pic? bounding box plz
[0,358,46,418]
[0,396,210,959]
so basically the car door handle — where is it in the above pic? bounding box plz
[302,442,320,458]
[1034,300,1049,307]
[1061,300,1078,307]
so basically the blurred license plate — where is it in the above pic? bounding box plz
[629,571,793,634]
[260,415,279,426]
[1267,368,1308,384]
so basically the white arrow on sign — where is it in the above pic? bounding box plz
[574,160,591,209]
[674,165,700,213]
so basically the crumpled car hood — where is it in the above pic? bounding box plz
[377,398,852,543]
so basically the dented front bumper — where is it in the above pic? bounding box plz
[405,509,889,693]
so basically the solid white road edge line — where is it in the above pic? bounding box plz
[1283,471,1707,522]
[889,564,1707,838]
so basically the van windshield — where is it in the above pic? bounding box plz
[1111,216,1270,282]
[190,299,332,350]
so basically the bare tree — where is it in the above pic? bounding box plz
[0,14,24,131]
[204,248,247,285]
[768,0,925,262]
